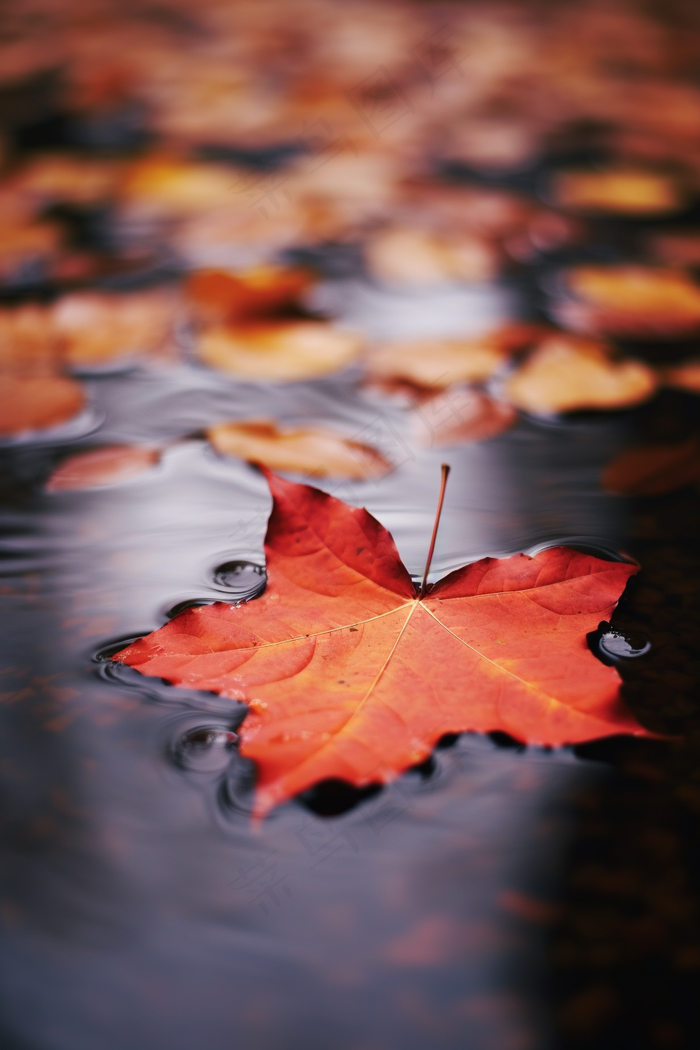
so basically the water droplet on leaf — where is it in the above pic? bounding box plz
[212,560,266,601]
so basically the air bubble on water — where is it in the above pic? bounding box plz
[173,725,239,773]
[599,623,652,659]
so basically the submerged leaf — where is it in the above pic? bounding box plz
[115,471,648,816]
[602,438,700,496]
[411,388,517,447]
[46,445,161,492]
[207,420,391,479]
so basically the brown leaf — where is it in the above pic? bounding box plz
[646,231,700,267]
[207,420,391,479]
[0,305,60,376]
[0,375,86,436]
[664,360,700,394]
[364,226,499,285]
[51,289,174,368]
[553,266,700,339]
[46,446,161,492]
[366,325,542,393]
[121,157,241,214]
[551,168,683,217]
[186,265,314,324]
[412,388,517,447]
[196,320,363,382]
[601,438,700,496]
[13,153,124,206]
[504,335,657,415]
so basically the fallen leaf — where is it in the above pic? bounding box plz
[207,420,391,479]
[186,265,314,324]
[504,335,656,415]
[121,156,243,214]
[553,266,700,338]
[447,116,541,172]
[0,374,86,436]
[52,289,173,368]
[411,388,517,446]
[46,445,161,492]
[364,226,499,285]
[115,470,647,816]
[664,360,700,394]
[646,231,700,267]
[13,153,124,206]
[601,437,700,496]
[0,220,64,282]
[401,181,532,239]
[551,168,682,216]
[196,320,363,381]
[366,325,542,393]
[0,304,60,375]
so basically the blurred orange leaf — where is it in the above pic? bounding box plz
[207,420,391,479]
[664,359,700,394]
[186,266,314,324]
[0,374,86,436]
[46,445,161,492]
[366,325,542,394]
[505,335,656,415]
[196,320,363,381]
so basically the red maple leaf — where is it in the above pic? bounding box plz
[115,468,649,815]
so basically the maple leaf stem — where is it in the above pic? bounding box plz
[419,463,451,598]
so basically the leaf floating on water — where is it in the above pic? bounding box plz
[365,325,542,395]
[505,335,656,415]
[0,374,86,436]
[46,445,161,492]
[364,226,500,285]
[186,266,314,324]
[553,266,700,339]
[0,304,61,376]
[207,420,392,479]
[115,470,649,817]
[51,289,174,368]
[412,388,517,447]
[196,320,363,382]
[601,437,700,496]
[663,360,700,395]
[551,168,683,217]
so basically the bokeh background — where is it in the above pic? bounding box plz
[2,2,700,1049]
